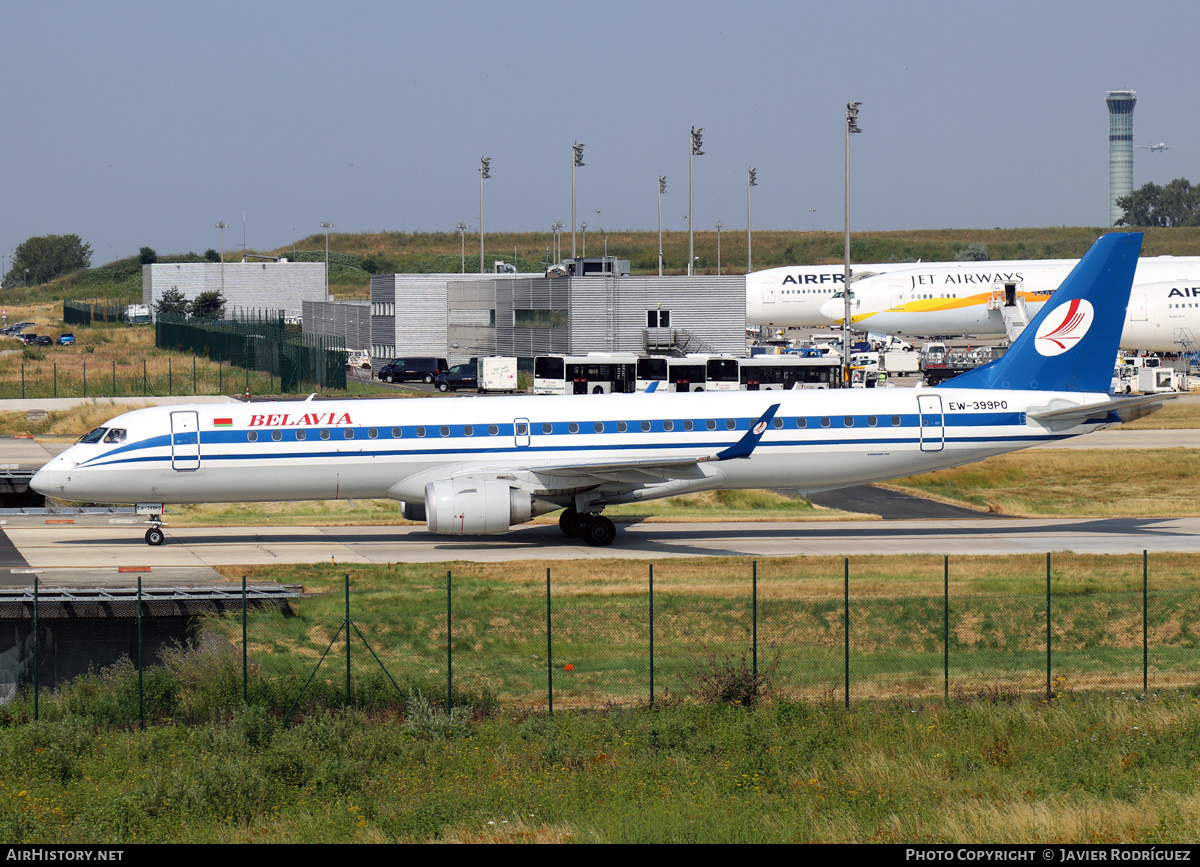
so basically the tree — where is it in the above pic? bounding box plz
[3,234,92,286]
[139,246,157,265]
[155,286,189,318]
[1116,178,1200,227]
[189,290,226,320]
[204,248,220,262]
[954,243,989,262]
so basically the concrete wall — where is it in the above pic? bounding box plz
[143,262,327,321]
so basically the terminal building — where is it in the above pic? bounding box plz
[142,260,327,322]
[369,258,746,363]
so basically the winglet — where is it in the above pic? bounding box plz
[713,404,781,461]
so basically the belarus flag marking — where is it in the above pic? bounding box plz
[213,418,233,427]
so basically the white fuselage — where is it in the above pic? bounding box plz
[746,262,893,328]
[33,388,1120,514]
[817,258,1200,351]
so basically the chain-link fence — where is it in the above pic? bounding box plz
[156,309,346,393]
[4,554,1199,727]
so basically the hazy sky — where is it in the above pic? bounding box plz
[3,0,1197,266]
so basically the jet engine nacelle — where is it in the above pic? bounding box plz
[424,479,550,535]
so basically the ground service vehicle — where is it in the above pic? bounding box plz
[378,357,448,384]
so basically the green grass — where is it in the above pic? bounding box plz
[5,690,1200,842]
[885,448,1200,517]
[5,555,1200,842]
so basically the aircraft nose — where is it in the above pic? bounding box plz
[30,465,64,497]
[818,299,843,324]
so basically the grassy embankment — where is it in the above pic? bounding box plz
[5,554,1200,843]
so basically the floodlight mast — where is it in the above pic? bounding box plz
[747,167,757,272]
[479,157,491,274]
[843,101,862,385]
[657,176,666,276]
[688,126,703,276]
[571,142,584,258]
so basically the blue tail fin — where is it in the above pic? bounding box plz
[939,232,1142,393]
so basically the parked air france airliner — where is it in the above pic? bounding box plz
[746,262,893,327]
[33,234,1168,548]
[817,256,1200,351]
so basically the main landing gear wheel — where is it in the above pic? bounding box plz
[145,527,165,546]
[581,515,616,547]
[559,507,583,537]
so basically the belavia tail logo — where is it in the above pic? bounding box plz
[1034,298,1094,357]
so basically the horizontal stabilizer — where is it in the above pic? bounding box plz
[1027,392,1179,425]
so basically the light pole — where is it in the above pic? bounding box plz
[688,126,703,276]
[456,223,470,274]
[479,156,491,274]
[215,221,228,300]
[551,221,565,262]
[843,101,863,386]
[571,142,584,258]
[716,221,722,274]
[580,222,587,256]
[320,221,333,298]
[657,176,666,276]
[809,207,818,232]
[747,167,757,272]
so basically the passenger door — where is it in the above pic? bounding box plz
[917,394,944,452]
[170,411,201,471]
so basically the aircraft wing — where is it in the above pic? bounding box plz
[449,403,782,484]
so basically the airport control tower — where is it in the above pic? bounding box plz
[1107,89,1137,226]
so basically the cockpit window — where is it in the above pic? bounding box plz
[103,428,127,444]
[79,427,107,444]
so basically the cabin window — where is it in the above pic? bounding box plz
[271,431,282,441]
[296,430,306,441]
[684,420,694,431]
[868,416,878,427]
[797,418,807,429]
[515,423,528,436]
[488,425,499,436]
[439,426,449,437]
[463,425,473,437]
[706,420,716,431]
[663,420,674,432]
[594,422,605,433]
[569,423,579,434]
[392,427,403,438]
[416,427,426,438]
[320,430,330,440]
[820,417,831,428]
[368,428,378,439]
[772,418,783,429]
[891,416,901,426]
[844,417,854,427]
[344,429,354,439]
[726,419,737,430]
[641,421,651,432]
[248,431,258,442]
[618,422,628,432]
[542,423,553,434]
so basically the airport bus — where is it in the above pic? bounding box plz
[636,355,738,392]
[533,354,638,395]
[739,355,844,389]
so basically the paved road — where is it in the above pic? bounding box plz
[6,516,1200,568]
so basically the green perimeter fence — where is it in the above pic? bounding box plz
[2,356,294,399]
[155,310,346,393]
[5,553,1200,726]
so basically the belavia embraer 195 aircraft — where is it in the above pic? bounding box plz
[33,233,1168,548]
